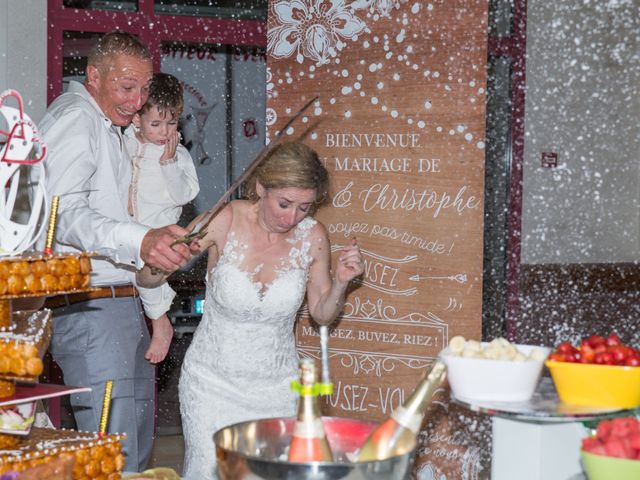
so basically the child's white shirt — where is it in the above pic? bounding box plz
[124,126,200,319]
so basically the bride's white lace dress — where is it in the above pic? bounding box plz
[179,217,316,480]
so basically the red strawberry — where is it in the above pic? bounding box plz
[588,443,608,456]
[629,433,640,451]
[610,417,636,438]
[596,420,613,440]
[604,438,629,458]
[582,437,601,452]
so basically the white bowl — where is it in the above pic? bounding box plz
[440,343,550,402]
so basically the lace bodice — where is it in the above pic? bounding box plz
[196,217,315,378]
[179,216,316,480]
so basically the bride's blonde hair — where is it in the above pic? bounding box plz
[244,142,329,211]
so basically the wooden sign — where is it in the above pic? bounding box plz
[267,0,489,476]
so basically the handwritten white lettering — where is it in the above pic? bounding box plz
[332,182,353,208]
[377,386,405,414]
[326,381,369,412]
[362,260,400,287]
[359,184,481,218]
[327,221,370,238]
[325,382,406,415]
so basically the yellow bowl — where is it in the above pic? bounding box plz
[581,450,640,480]
[546,360,640,408]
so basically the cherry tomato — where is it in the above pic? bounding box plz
[548,352,565,362]
[594,344,608,355]
[610,345,630,365]
[556,341,575,354]
[606,333,621,347]
[624,355,640,367]
[587,335,606,348]
[564,352,577,363]
[580,344,596,363]
[600,352,615,365]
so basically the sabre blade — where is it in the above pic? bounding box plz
[173,96,319,246]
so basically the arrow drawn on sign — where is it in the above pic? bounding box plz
[409,273,468,284]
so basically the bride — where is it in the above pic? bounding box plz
[139,142,363,479]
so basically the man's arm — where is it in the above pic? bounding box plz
[39,105,147,266]
[39,102,191,272]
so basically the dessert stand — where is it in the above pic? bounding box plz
[452,376,636,480]
[0,89,126,478]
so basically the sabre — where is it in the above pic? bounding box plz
[172,96,319,247]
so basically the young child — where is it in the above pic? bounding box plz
[124,73,200,363]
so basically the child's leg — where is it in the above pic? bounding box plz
[145,313,174,363]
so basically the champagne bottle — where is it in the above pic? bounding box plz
[356,359,447,462]
[288,358,334,462]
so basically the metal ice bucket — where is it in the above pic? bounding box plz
[214,416,415,480]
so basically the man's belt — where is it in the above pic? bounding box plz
[44,285,138,309]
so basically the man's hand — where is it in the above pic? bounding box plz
[140,225,193,272]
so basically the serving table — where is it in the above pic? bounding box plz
[452,376,636,480]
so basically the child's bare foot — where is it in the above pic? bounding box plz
[145,314,174,363]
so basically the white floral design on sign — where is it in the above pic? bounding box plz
[351,0,398,17]
[268,0,367,65]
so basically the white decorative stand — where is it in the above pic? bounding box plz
[453,377,632,480]
[0,89,48,255]
[492,417,585,480]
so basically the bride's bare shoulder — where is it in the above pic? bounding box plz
[214,200,256,240]
[228,199,254,214]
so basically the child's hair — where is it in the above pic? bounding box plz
[140,73,184,119]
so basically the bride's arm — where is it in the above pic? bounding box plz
[135,206,230,288]
[305,224,363,326]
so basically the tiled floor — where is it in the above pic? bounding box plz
[147,326,197,475]
[147,331,192,474]
[148,434,185,474]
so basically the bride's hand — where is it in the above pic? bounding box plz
[335,238,364,284]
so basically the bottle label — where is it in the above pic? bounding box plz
[292,418,326,439]
[391,406,422,434]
